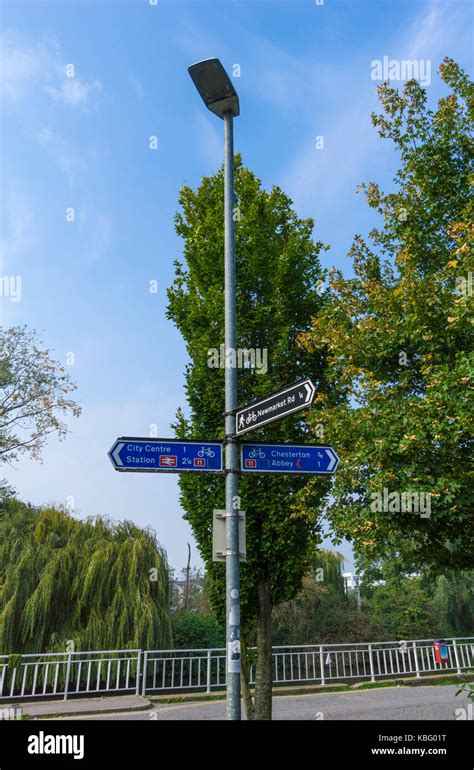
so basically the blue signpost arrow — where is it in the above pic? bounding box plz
[109,438,223,473]
[241,443,339,475]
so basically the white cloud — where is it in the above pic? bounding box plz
[0,32,102,108]
[45,77,102,107]
[0,37,45,102]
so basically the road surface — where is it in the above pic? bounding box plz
[53,684,470,721]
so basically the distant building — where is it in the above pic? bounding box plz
[343,572,361,591]
[343,572,361,609]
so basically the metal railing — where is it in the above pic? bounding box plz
[1,638,472,701]
[0,649,141,701]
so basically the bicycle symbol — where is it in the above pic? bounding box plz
[198,447,215,458]
[249,447,265,459]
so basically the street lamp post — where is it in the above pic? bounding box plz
[188,58,241,721]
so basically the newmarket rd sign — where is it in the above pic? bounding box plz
[108,438,223,473]
[235,378,316,436]
[241,444,339,475]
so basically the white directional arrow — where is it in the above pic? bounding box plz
[236,378,317,436]
[304,381,315,403]
[325,448,339,472]
[110,441,125,467]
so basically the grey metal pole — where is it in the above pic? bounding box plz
[223,109,241,720]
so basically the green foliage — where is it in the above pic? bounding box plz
[171,566,209,614]
[368,577,439,639]
[0,499,172,653]
[273,549,474,644]
[272,574,376,645]
[167,156,337,630]
[456,682,474,702]
[299,59,473,571]
[171,613,225,649]
[312,548,346,595]
[432,570,474,636]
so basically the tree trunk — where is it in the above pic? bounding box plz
[183,543,191,612]
[254,576,273,720]
[240,633,255,720]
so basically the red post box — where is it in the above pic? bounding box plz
[433,640,449,664]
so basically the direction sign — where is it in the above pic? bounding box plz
[241,443,339,475]
[235,378,316,436]
[108,438,223,473]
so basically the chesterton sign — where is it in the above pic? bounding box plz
[241,443,339,475]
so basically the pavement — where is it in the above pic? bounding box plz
[12,694,151,719]
[21,684,471,721]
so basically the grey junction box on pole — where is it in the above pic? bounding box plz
[213,510,246,562]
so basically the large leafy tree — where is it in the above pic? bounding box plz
[0,499,172,653]
[272,549,351,644]
[299,59,473,572]
[167,157,337,718]
[0,326,81,494]
[432,570,474,637]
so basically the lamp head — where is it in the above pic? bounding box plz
[188,58,239,119]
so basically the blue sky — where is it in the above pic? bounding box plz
[1,0,472,572]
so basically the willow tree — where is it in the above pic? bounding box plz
[299,59,473,572]
[0,499,172,653]
[272,549,347,644]
[167,157,338,719]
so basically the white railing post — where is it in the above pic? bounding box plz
[206,650,212,693]
[63,653,72,701]
[413,641,420,678]
[368,644,375,682]
[136,650,142,696]
[319,645,325,686]
[141,651,148,696]
[452,639,462,675]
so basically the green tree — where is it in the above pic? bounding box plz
[432,570,474,636]
[299,59,473,572]
[0,326,81,492]
[167,157,336,718]
[0,500,172,653]
[368,577,439,640]
[273,553,474,644]
[171,565,208,615]
[171,613,225,649]
[272,549,366,645]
